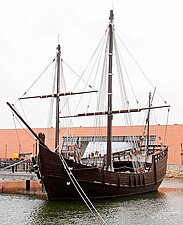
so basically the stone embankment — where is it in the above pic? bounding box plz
[166,165,183,178]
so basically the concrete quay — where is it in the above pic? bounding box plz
[0,170,37,180]
[0,171,47,199]
[166,165,183,178]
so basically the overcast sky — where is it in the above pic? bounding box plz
[1,0,183,128]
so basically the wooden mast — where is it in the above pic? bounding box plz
[55,44,61,152]
[107,10,114,170]
[147,92,151,148]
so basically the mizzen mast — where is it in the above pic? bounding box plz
[107,10,114,170]
[55,44,61,152]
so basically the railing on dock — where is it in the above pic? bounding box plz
[0,157,34,173]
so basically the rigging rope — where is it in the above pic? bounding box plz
[55,145,106,224]
[113,31,147,172]
[60,59,76,146]
[114,34,139,107]
[47,58,57,128]
[115,32,168,105]
[18,100,29,126]
[16,58,56,103]
[163,107,170,144]
[58,31,109,146]
[45,60,57,145]
[12,110,23,153]
[63,60,95,90]
[85,34,107,114]
[12,58,57,145]
[93,30,109,143]
[10,106,38,150]
[114,33,138,146]
[59,31,107,116]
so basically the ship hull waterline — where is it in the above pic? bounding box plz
[38,145,168,201]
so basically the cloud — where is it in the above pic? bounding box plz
[1,0,183,128]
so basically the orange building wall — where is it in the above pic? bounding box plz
[0,125,182,164]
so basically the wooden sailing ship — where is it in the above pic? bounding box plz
[7,10,169,201]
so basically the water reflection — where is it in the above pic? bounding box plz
[30,200,90,225]
[29,191,174,225]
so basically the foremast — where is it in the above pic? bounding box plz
[107,10,114,170]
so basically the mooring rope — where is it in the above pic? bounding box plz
[58,153,106,224]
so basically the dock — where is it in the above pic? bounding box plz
[0,170,47,199]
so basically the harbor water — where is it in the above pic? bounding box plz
[0,178,182,225]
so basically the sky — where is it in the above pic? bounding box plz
[1,0,183,128]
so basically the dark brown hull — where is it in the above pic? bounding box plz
[38,146,168,201]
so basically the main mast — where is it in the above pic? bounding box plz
[55,44,61,152]
[107,10,114,170]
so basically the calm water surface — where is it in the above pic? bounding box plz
[0,178,182,225]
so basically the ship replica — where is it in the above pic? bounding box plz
[7,10,169,201]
